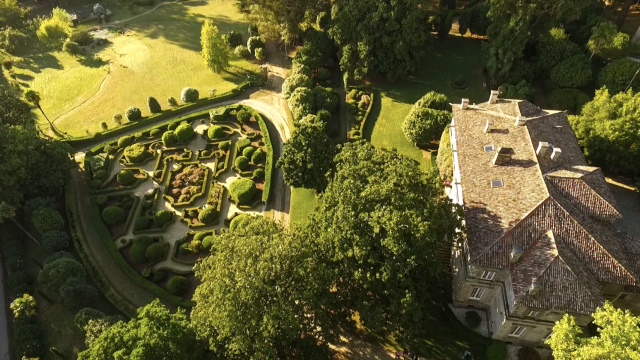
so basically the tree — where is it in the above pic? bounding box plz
[62,40,80,57]
[501,80,534,100]
[484,19,530,81]
[78,299,204,360]
[550,54,592,88]
[10,294,55,329]
[547,302,640,359]
[277,121,335,190]
[23,89,61,136]
[59,278,97,310]
[0,0,27,29]
[287,86,315,121]
[402,91,452,147]
[587,21,630,60]
[0,86,32,127]
[308,141,462,340]
[329,0,431,80]
[201,19,230,74]
[191,217,336,359]
[535,27,582,76]
[147,96,161,113]
[568,89,640,177]
[598,58,640,95]
[38,257,85,294]
[282,73,313,99]
[36,8,73,46]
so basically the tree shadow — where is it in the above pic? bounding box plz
[16,53,63,73]
[78,54,109,68]
[14,73,34,81]
[362,90,381,141]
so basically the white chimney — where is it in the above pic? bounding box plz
[489,90,500,104]
[484,120,493,133]
[515,116,526,126]
[510,244,524,263]
[529,280,542,296]
[536,142,550,157]
[493,147,514,166]
[551,147,562,161]
[461,98,469,109]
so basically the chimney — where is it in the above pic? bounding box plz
[551,147,562,161]
[515,116,526,126]
[489,90,500,104]
[536,142,550,157]
[461,98,469,109]
[484,120,493,133]
[493,147,514,166]
[529,280,542,296]
[510,244,523,263]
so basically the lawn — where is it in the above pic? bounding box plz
[364,36,489,172]
[289,188,317,224]
[8,0,259,136]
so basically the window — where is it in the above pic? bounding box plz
[491,179,504,188]
[469,287,485,300]
[509,326,527,337]
[543,331,553,341]
[484,144,494,152]
[527,310,539,317]
[480,271,496,280]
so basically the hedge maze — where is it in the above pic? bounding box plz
[81,104,274,307]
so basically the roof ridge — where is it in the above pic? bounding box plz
[578,177,622,218]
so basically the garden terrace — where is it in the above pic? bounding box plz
[152,147,194,182]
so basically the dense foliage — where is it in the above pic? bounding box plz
[147,96,161,113]
[588,21,630,60]
[207,125,224,139]
[547,88,590,114]
[124,143,148,164]
[229,178,257,204]
[102,206,125,225]
[288,87,315,121]
[550,54,592,88]
[154,210,172,227]
[535,28,582,76]
[402,92,452,147]
[36,8,72,46]
[500,80,534,101]
[37,257,85,294]
[125,107,142,121]
[175,123,195,143]
[162,131,178,146]
[282,73,313,99]
[201,19,230,73]
[0,86,32,127]
[167,276,187,295]
[597,58,640,95]
[32,208,64,234]
[198,206,217,224]
[235,0,327,41]
[437,125,453,183]
[181,87,199,103]
[42,230,70,253]
[130,236,153,263]
[117,169,135,185]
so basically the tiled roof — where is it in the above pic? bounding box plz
[452,98,638,315]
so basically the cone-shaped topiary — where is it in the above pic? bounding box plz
[148,96,161,113]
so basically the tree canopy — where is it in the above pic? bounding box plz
[402,91,452,147]
[201,19,230,73]
[0,86,32,128]
[78,299,204,360]
[0,0,27,29]
[587,21,630,61]
[36,8,73,46]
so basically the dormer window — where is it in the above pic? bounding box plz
[484,144,494,152]
[491,179,504,188]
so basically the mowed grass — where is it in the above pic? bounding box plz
[364,36,489,172]
[11,0,259,136]
[289,188,317,224]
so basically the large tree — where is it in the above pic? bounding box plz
[191,216,336,359]
[547,302,640,359]
[0,86,32,128]
[329,0,431,80]
[236,0,327,41]
[0,0,26,29]
[201,19,230,74]
[78,299,204,360]
[308,141,462,339]
[587,21,630,60]
[277,121,335,191]
[36,8,73,47]
[402,91,452,148]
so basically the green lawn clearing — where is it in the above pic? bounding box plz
[289,188,317,224]
[10,0,259,136]
[364,36,489,172]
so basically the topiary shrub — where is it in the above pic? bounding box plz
[236,109,252,123]
[198,207,218,224]
[235,156,250,170]
[202,235,216,249]
[247,36,264,55]
[162,131,178,146]
[150,129,162,138]
[223,30,243,48]
[517,346,541,360]
[292,63,312,78]
[116,169,135,185]
[93,169,107,180]
[174,123,195,143]
[550,54,592,88]
[547,88,590,114]
[129,236,153,263]
[42,230,70,253]
[152,271,166,283]
[236,138,251,150]
[536,27,582,75]
[248,24,259,37]
[125,107,142,121]
[167,121,180,131]
[44,251,74,266]
[145,242,165,262]
[124,143,149,163]
[117,135,134,148]
[316,109,331,123]
[96,195,108,206]
[486,341,507,360]
[229,214,251,231]
[403,108,451,147]
[32,208,64,234]
[282,73,313,99]
[134,217,150,231]
[229,178,257,205]
[315,67,331,81]
[251,148,264,163]
[147,96,161,113]
[293,45,324,70]
[464,311,482,329]
[181,87,199,103]
[234,45,250,58]
[288,87,316,121]
[74,308,106,330]
[102,206,125,225]
[179,243,191,255]
[154,210,172,227]
[313,86,338,112]
[208,126,225,139]
[219,141,231,151]
[253,168,265,179]
[598,58,640,94]
[193,232,208,241]
[59,277,97,310]
[167,276,187,295]
[242,146,255,158]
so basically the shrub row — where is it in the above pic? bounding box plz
[243,106,273,202]
[358,91,375,137]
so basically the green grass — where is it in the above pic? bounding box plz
[289,188,317,224]
[364,36,489,172]
[10,0,259,136]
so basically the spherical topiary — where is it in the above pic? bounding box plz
[219,141,231,151]
[486,341,507,360]
[255,47,266,61]
[208,125,225,139]
[234,45,250,58]
[129,236,153,263]
[124,143,149,163]
[96,195,109,206]
[229,178,257,205]
[117,135,134,148]
[145,242,165,262]
[193,232,208,241]
[162,131,178,146]
[117,169,135,185]
[235,156,250,170]
[147,96,161,114]
[181,87,199,103]
[179,243,191,255]
[229,214,250,231]
[547,88,590,114]
[251,148,264,163]
[236,109,252,123]
[134,217,150,231]
[125,107,142,121]
[202,235,216,249]
[253,168,265,179]
[517,346,541,360]
[152,271,166,283]
[465,310,482,329]
[102,206,125,225]
[154,210,172,227]
[174,123,195,143]
[198,207,218,225]
[315,67,331,81]
[242,146,255,158]
[167,276,187,295]
[44,251,74,266]
[236,138,251,150]
[32,208,65,234]
[167,121,180,131]
[150,129,162,138]
[42,230,70,252]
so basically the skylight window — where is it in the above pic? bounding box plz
[484,144,494,152]
[491,179,504,188]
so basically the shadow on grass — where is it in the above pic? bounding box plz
[78,54,109,68]
[16,52,63,73]
[362,89,381,141]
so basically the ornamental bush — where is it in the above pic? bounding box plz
[152,271,166,283]
[236,138,251,150]
[517,346,541,360]
[229,214,250,231]
[59,277,97,310]
[486,341,507,360]
[134,217,150,231]
[313,86,338,112]
[175,123,195,143]
[198,207,218,224]
[208,125,225,139]
[117,169,135,185]
[124,143,148,163]
[315,67,331,81]
[282,74,313,99]
[154,210,172,227]
[162,131,178,146]
[74,308,106,330]
[181,87,199,103]
[167,276,187,295]
[251,148,264,163]
[597,58,640,94]
[96,195,108,206]
[42,230,70,252]
[236,109,252,123]
[125,107,142,121]
[293,45,324,70]
[194,232,208,241]
[464,311,482,329]
[32,208,64,234]
[550,54,592,88]
[168,97,179,107]
[403,108,451,147]
[242,146,255,158]
[44,251,73,265]
[247,36,264,55]
[255,47,266,61]
[248,24,259,37]
[500,80,534,101]
[253,168,265,179]
[38,257,85,292]
[102,206,125,225]
[147,96,161,113]
[130,236,153,263]
[223,30,243,48]
[202,235,215,249]
[234,45,250,58]
[316,109,331,123]
[219,141,231,151]
[145,242,165,262]
[414,91,450,112]
[229,178,257,205]
[536,27,582,75]
[292,63,312,78]
[167,121,180,131]
[547,88,590,114]
[288,87,316,121]
[150,129,162,138]
[235,156,249,170]
[117,135,133,148]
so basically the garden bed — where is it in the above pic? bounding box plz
[119,141,160,166]
[152,147,193,182]
[346,88,374,141]
[163,163,210,206]
[97,168,148,193]
[94,193,139,238]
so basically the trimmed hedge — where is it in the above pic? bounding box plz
[167,276,187,295]
[145,242,165,262]
[236,138,251,150]
[175,123,195,143]
[150,129,162,138]
[229,178,257,205]
[117,169,135,185]
[181,87,199,103]
[253,168,265,179]
[118,135,134,148]
[154,210,173,227]
[198,207,218,225]
[130,236,153,263]
[102,206,125,225]
[235,156,250,170]
[202,235,215,249]
[125,107,142,121]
